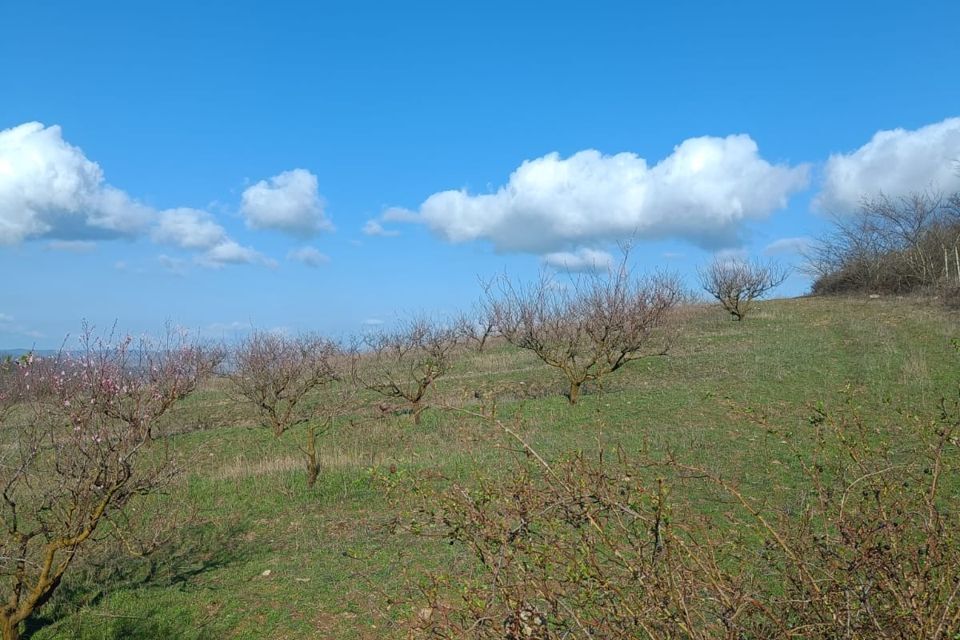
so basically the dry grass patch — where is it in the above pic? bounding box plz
[216,447,389,480]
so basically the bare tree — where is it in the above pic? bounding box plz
[227,331,342,487]
[353,319,458,425]
[489,258,683,405]
[698,257,789,321]
[0,329,215,640]
[808,189,960,295]
[453,305,498,354]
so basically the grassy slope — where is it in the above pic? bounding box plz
[27,297,959,639]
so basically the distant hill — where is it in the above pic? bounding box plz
[0,349,64,359]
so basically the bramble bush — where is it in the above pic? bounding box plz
[405,381,960,639]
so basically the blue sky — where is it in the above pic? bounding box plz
[1,0,959,348]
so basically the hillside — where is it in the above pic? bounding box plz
[25,296,960,639]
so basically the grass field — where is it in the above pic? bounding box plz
[25,296,960,639]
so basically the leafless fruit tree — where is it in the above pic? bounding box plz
[0,328,217,640]
[453,305,498,354]
[228,331,342,487]
[698,257,789,321]
[353,319,458,425]
[488,259,683,404]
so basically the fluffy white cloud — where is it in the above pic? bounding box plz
[240,169,332,236]
[152,207,273,269]
[152,208,227,249]
[542,248,614,272]
[764,236,811,255]
[0,122,283,271]
[287,245,330,267]
[198,240,276,269]
[0,122,153,245]
[391,135,808,253]
[361,220,400,237]
[816,117,960,212]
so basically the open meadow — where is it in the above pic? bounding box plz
[15,295,958,639]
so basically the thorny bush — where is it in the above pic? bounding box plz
[406,388,960,639]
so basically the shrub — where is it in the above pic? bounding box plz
[407,390,960,638]
[809,189,960,298]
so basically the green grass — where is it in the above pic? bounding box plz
[26,296,960,639]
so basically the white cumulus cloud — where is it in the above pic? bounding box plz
[153,208,228,249]
[816,117,960,212]
[542,248,614,273]
[198,240,276,269]
[0,122,277,271]
[0,122,153,244]
[153,207,272,269]
[240,169,332,236]
[389,135,808,253]
[287,246,330,267]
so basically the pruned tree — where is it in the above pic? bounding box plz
[353,319,458,425]
[228,331,342,487]
[489,258,683,405]
[698,257,789,320]
[453,305,498,354]
[0,328,216,640]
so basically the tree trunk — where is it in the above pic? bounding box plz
[567,381,582,405]
[412,400,423,425]
[0,615,20,640]
[304,427,319,488]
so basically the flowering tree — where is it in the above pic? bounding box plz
[0,329,218,640]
